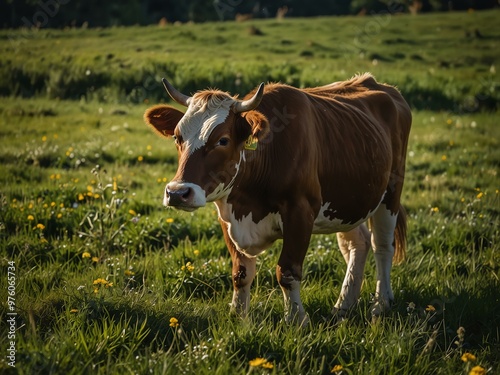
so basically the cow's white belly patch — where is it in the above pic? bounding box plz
[312,202,378,234]
[215,201,283,257]
[215,198,384,256]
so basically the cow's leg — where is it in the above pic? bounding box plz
[230,252,256,317]
[333,223,371,318]
[276,200,316,327]
[370,203,397,317]
[220,220,256,317]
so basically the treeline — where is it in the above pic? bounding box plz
[1,0,497,28]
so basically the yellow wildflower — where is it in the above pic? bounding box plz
[469,366,486,375]
[169,317,179,327]
[193,249,200,256]
[27,215,34,221]
[82,252,91,259]
[57,213,62,219]
[70,309,78,313]
[425,305,436,312]
[36,223,45,230]
[261,362,274,369]
[42,135,47,142]
[129,209,137,216]
[93,278,109,286]
[476,192,484,199]
[441,155,447,161]
[431,207,439,213]
[78,193,84,201]
[138,155,144,162]
[331,364,343,373]
[181,262,194,272]
[249,358,268,367]
[461,353,477,362]
[166,218,174,223]
[92,257,99,263]
[125,270,135,276]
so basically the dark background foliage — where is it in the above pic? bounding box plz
[1,0,498,28]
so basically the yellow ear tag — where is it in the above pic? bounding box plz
[244,135,258,150]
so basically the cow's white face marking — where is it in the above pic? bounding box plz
[177,95,235,154]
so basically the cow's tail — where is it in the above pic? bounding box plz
[393,204,407,265]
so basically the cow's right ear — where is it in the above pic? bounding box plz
[144,105,184,138]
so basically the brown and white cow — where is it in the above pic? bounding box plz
[144,73,412,325]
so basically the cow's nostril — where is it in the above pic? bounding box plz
[182,188,192,199]
[166,186,193,206]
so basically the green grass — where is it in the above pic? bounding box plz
[1,9,499,375]
[1,9,499,109]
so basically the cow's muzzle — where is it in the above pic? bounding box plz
[165,181,206,211]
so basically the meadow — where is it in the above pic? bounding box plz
[0,8,499,375]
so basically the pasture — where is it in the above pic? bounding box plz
[0,9,499,375]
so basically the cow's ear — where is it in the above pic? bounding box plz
[144,105,184,138]
[241,110,270,141]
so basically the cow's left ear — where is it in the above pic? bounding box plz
[240,110,270,141]
[144,105,184,139]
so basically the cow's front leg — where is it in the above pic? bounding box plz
[276,200,315,327]
[220,220,256,317]
[230,252,256,317]
[333,224,371,319]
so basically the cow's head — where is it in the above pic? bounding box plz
[144,79,269,211]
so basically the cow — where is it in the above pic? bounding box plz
[144,73,412,326]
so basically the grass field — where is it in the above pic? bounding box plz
[0,8,499,375]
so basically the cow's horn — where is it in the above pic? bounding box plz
[162,78,191,107]
[233,83,265,113]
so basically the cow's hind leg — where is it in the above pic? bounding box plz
[370,203,398,318]
[333,223,371,318]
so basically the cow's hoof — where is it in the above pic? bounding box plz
[331,307,349,324]
[285,312,310,327]
[370,299,394,322]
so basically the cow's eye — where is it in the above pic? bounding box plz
[216,137,230,147]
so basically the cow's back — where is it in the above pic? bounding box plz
[238,73,411,223]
